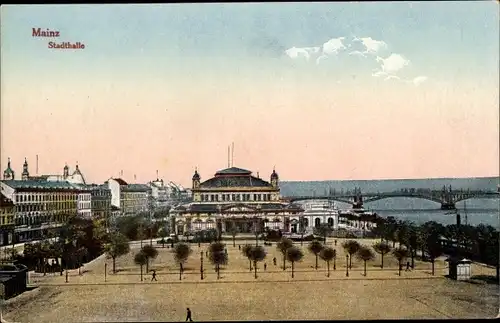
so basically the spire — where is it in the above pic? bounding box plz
[22,157,29,180]
[7,157,10,167]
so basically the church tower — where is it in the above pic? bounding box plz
[3,158,15,180]
[192,168,201,190]
[22,158,30,180]
[63,163,69,178]
[270,168,279,189]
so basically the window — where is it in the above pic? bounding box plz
[315,218,321,228]
[328,217,334,227]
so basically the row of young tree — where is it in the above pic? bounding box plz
[16,214,168,275]
[371,216,500,280]
[18,216,109,274]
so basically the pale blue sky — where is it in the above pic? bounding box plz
[1,2,498,80]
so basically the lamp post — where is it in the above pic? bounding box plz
[346,255,349,277]
[200,251,204,280]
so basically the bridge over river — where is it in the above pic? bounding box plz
[284,186,500,210]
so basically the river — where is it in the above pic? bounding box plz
[281,177,499,227]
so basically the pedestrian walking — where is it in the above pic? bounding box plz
[238,245,241,250]
[185,308,193,322]
[334,240,337,246]
[264,263,267,271]
[151,270,157,281]
[405,261,411,272]
[273,257,277,266]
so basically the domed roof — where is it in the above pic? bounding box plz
[3,158,14,176]
[192,170,200,181]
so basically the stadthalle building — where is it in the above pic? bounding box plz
[170,166,304,235]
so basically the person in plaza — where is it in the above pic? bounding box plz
[334,240,337,246]
[264,263,267,271]
[405,261,411,272]
[186,308,193,322]
[273,257,277,266]
[151,269,157,281]
[238,245,241,250]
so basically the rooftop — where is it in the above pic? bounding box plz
[0,180,83,191]
[200,176,273,189]
[215,167,252,176]
[111,178,128,185]
[122,184,151,192]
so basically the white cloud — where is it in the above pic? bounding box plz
[348,50,366,58]
[371,71,388,78]
[375,54,410,74]
[353,37,388,55]
[284,36,429,86]
[384,75,400,81]
[322,37,346,55]
[315,54,329,65]
[284,46,320,61]
[412,76,428,86]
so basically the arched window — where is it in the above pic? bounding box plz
[315,218,321,228]
[304,218,309,227]
[328,217,334,227]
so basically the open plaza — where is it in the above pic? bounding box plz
[2,237,498,322]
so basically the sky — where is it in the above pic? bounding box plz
[1,2,499,187]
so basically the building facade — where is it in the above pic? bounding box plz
[170,167,304,235]
[90,184,111,221]
[0,180,79,242]
[107,178,151,216]
[0,194,15,246]
[148,179,170,211]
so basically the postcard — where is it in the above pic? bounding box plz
[0,2,499,322]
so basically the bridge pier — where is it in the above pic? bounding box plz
[440,203,456,210]
[352,202,364,210]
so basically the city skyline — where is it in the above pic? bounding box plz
[1,2,499,186]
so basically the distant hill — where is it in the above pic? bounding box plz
[280,177,500,196]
